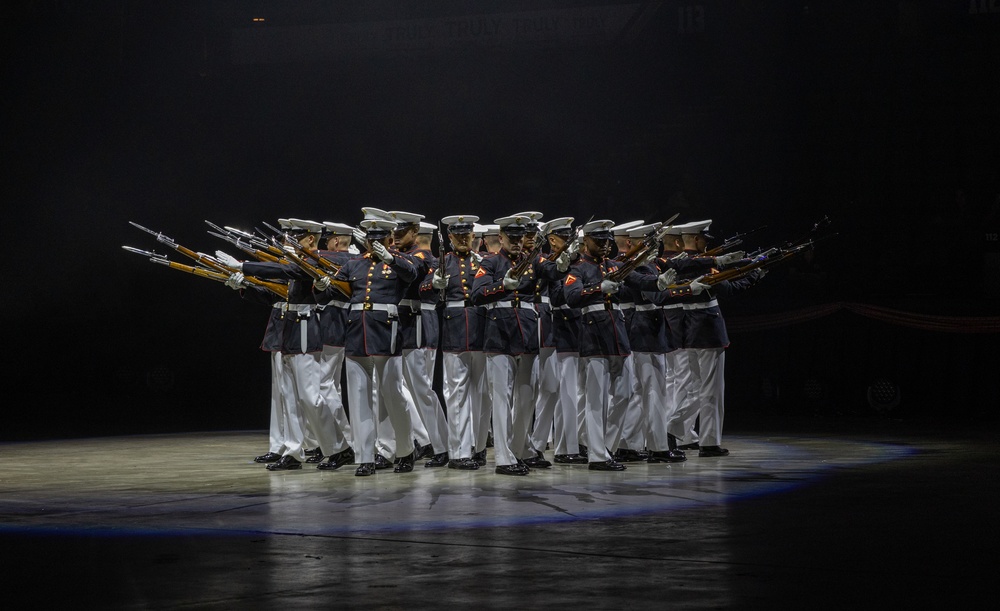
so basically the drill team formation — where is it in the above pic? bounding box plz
[125,209,829,476]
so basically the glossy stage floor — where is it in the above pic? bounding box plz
[2,416,996,608]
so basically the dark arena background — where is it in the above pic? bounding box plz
[2,1,999,608]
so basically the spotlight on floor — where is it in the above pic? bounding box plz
[867,378,900,414]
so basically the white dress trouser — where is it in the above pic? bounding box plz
[529,346,558,454]
[469,352,492,454]
[634,351,669,451]
[667,348,725,445]
[486,353,536,466]
[551,351,582,456]
[690,348,726,446]
[402,347,448,452]
[618,353,645,451]
[662,349,681,441]
[268,351,291,454]
[279,352,344,461]
[581,355,630,463]
[667,349,700,445]
[344,355,413,464]
[442,351,479,459]
[316,345,352,454]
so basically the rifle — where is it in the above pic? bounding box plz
[260,221,343,275]
[207,229,283,263]
[606,213,679,282]
[129,221,240,275]
[122,246,289,299]
[668,233,837,288]
[704,225,767,256]
[508,237,546,281]
[205,220,286,261]
[434,227,447,302]
[265,234,352,298]
[546,216,592,262]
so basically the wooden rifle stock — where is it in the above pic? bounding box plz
[704,238,742,257]
[606,225,670,282]
[280,246,352,298]
[125,245,290,299]
[509,241,545,280]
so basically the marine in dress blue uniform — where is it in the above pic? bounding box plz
[234,219,353,471]
[471,214,564,475]
[310,221,360,470]
[562,220,675,470]
[332,218,422,476]
[611,219,653,462]
[526,217,578,468]
[385,211,450,467]
[666,220,759,457]
[429,214,486,470]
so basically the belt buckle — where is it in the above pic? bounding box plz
[363,302,373,311]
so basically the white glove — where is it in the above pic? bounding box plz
[224,272,247,290]
[556,251,572,273]
[215,250,242,271]
[566,239,580,257]
[670,252,688,261]
[637,247,658,267]
[371,241,394,264]
[656,268,677,291]
[313,276,331,291]
[600,279,620,295]
[431,271,449,290]
[690,275,711,295]
[715,251,746,267]
[471,251,484,264]
[352,227,367,245]
[502,269,520,290]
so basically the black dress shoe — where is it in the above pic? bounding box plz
[266,455,302,471]
[472,449,487,466]
[578,444,588,455]
[448,458,480,470]
[523,451,552,469]
[414,440,436,460]
[614,448,645,463]
[588,459,626,471]
[374,454,392,469]
[254,452,282,464]
[305,449,325,464]
[554,453,589,464]
[394,452,415,473]
[647,450,687,463]
[304,447,321,456]
[677,442,700,451]
[355,462,375,476]
[316,448,355,471]
[698,445,730,457]
[495,464,529,476]
[424,452,449,468]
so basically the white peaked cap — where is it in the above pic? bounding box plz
[626,222,663,239]
[611,220,645,236]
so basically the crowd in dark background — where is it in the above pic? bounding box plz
[3,1,998,440]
